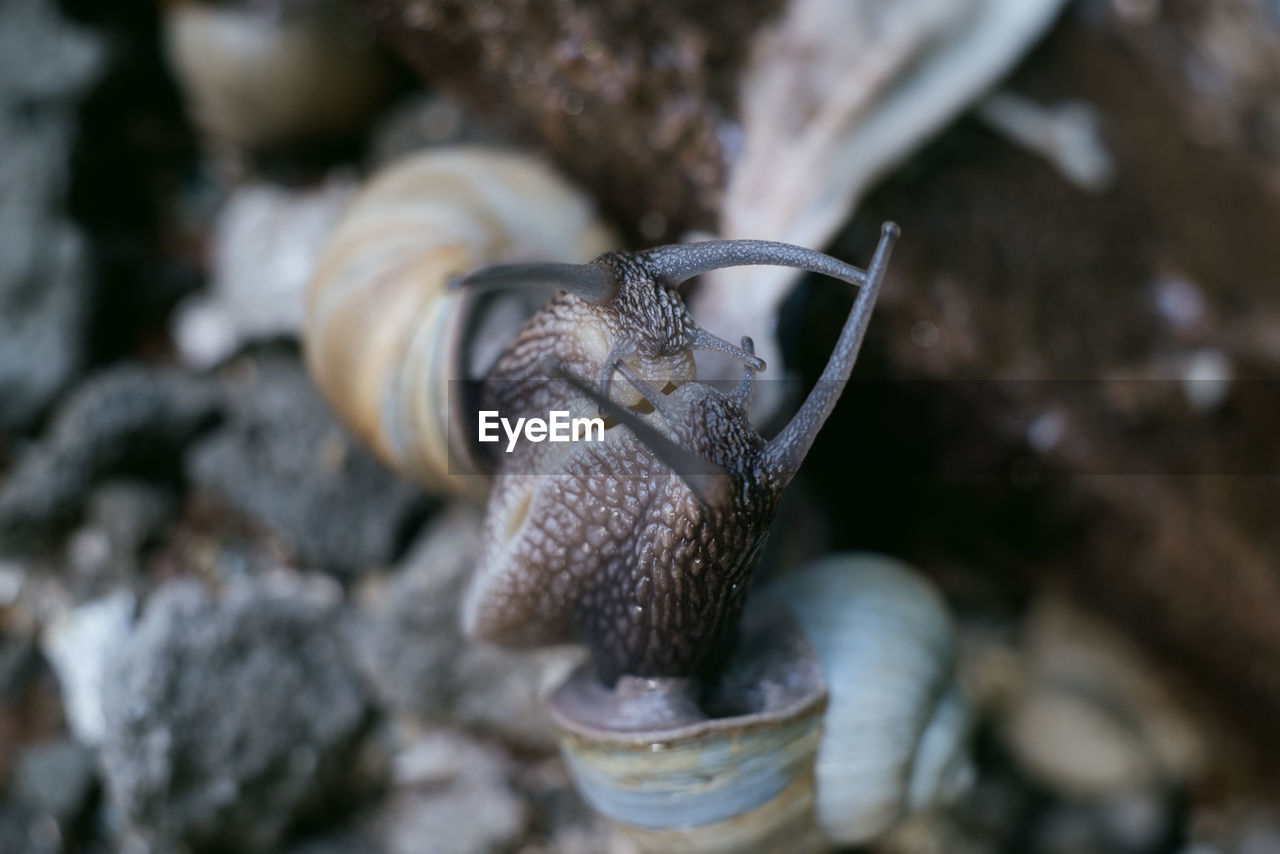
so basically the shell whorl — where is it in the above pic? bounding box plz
[766,553,976,845]
[303,147,616,495]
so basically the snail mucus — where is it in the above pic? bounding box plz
[304,148,973,850]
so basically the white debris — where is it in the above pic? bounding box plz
[1180,348,1233,412]
[978,91,1117,193]
[40,591,136,745]
[1027,410,1067,453]
[1152,275,1208,333]
[173,174,356,369]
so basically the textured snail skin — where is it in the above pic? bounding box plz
[463,225,899,685]
[466,384,777,683]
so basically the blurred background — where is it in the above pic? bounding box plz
[1,0,1279,852]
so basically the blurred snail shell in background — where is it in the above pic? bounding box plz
[161,0,395,150]
[999,594,1206,799]
[303,147,617,496]
[550,553,976,852]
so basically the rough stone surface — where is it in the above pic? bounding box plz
[356,0,786,241]
[368,728,529,854]
[356,504,580,749]
[0,798,61,854]
[0,0,106,432]
[0,366,219,547]
[14,738,98,827]
[187,353,429,575]
[65,480,176,599]
[100,574,374,853]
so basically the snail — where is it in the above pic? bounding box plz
[302,147,974,850]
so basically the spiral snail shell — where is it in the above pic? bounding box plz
[304,147,617,495]
[551,553,975,851]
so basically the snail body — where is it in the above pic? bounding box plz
[551,553,975,851]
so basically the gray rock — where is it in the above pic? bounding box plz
[14,738,98,827]
[0,366,220,546]
[100,574,375,853]
[356,504,580,749]
[369,728,528,854]
[0,799,61,854]
[1032,791,1175,854]
[188,354,428,575]
[366,93,503,168]
[0,634,38,703]
[66,480,176,597]
[0,0,106,432]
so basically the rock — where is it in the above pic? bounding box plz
[187,353,429,575]
[356,504,580,749]
[1000,597,1206,799]
[0,365,220,546]
[1031,791,1176,854]
[65,480,176,598]
[0,799,61,854]
[172,175,357,370]
[100,574,374,853]
[0,633,38,701]
[40,591,136,746]
[284,832,381,854]
[0,0,106,432]
[366,92,503,168]
[367,728,528,854]
[14,737,98,827]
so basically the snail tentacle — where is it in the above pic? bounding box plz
[763,222,898,479]
[732,337,758,405]
[450,260,619,304]
[687,326,767,371]
[639,238,872,288]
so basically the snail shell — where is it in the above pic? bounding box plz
[162,0,393,151]
[769,553,976,845]
[550,552,975,851]
[549,599,830,854]
[303,147,616,495]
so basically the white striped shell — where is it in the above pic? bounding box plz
[303,147,616,496]
[767,553,976,845]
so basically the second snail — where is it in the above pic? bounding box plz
[303,147,974,851]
